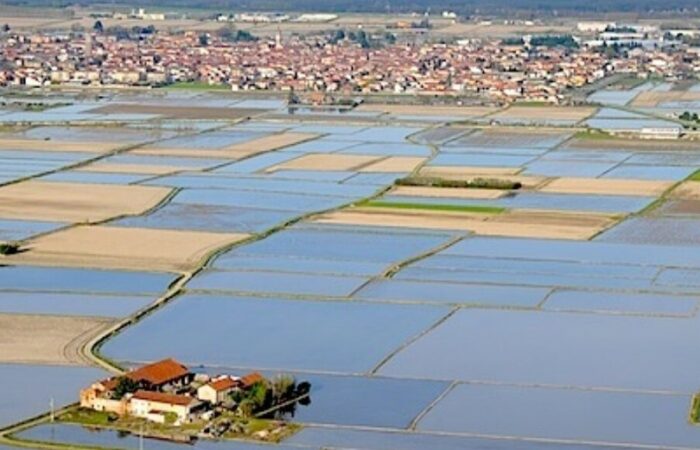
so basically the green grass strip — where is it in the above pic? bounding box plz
[362,201,505,214]
[687,170,700,182]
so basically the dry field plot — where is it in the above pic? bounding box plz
[489,106,596,121]
[670,181,700,200]
[356,104,499,117]
[89,104,268,120]
[0,181,172,222]
[314,207,616,240]
[391,185,508,199]
[359,157,426,173]
[267,154,381,172]
[631,91,700,108]
[12,226,248,273]
[133,133,318,159]
[0,138,120,153]
[540,178,673,197]
[0,314,113,365]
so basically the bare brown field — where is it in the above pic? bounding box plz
[89,104,268,120]
[356,104,499,117]
[359,156,426,173]
[659,199,700,215]
[391,185,508,199]
[12,226,248,273]
[566,137,700,151]
[133,132,318,159]
[670,181,700,200]
[490,106,597,121]
[631,91,700,108]
[313,207,614,240]
[0,16,69,29]
[268,153,381,172]
[76,162,188,175]
[0,314,113,365]
[540,177,672,197]
[0,181,172,222]
[0,138,120,153]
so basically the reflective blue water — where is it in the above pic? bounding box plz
[356,279,549,307]
[380,309,700,392]
[429,153,534,168]
[602,164,695,181]
[0,266,174,295]
[542,290,696,316]
[187,270,368,297]
[0,219,64,241]
[0,292,153,317]
[0,365,106,428]
[102,294,449,373]
[418,384,700,448]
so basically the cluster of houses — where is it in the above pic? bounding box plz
[80,359,264,425]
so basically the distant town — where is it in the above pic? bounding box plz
[1,12,700,103]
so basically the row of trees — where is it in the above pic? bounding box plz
[231,375,311,418]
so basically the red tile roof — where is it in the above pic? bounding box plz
[208,377,239,392]
[132,390,197,407]
[240,372,264,388]
[127,359,190,386]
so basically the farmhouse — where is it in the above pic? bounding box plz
[129,390,204,424]
[197,376,240,405]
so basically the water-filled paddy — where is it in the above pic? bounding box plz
[523,160,618,177]
[102,294,449,373]
[266,373,448,428]
[0,218,64,241]
[172,188,345,212]
[418,384,700,448]
[227,226,452,263]
[0,364,106,428]
[380,308,700,392]
[444,236,700,268]
[0,292,152,317]
[41,171,149,185]
[598,217,700,245]
[144,173,379,198]
[602,164,695,181]
[356,279,549,307]
[212,254,388,277]
[542,290,697,316]
[0,266,174,295]
[187,270,368,297]
[289,426,620,450]
[429,153,534,167]
[114,203,294,234]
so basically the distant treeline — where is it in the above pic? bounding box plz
[3,0,700,14]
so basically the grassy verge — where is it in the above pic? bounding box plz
[54,407,299,444]
[164,81,230,91]
[396,176,521,190]
[690,394,700,424]
[361,200,505,214]
[687,170,700,182]
[573,129,619,140]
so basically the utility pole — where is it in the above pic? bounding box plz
[49,397,54,423]
[139,422,144,450]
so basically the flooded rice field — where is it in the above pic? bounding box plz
[4,94,700,450]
